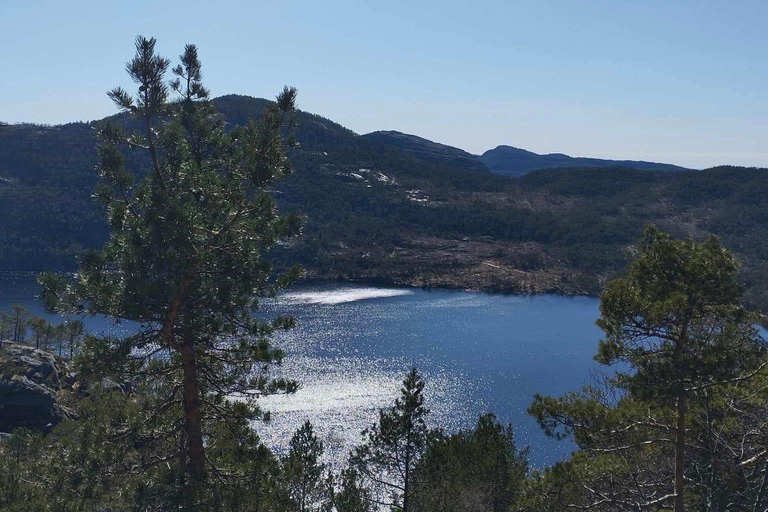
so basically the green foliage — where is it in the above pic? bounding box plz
[527,228,768,511]
[329,469,373,512]
[0,305,82,357]
[412,413,528,512]
[273,421,331,512]
[0,385,286,512]
[595,226,765,404]
[35,36,302,503]
[351,368,430,512]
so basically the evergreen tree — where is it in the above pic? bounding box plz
[528,227,767,511]
[330,468,373,512]
[27,316,48,349]
[10,305,29,342]
[351,368,429,512]
[64,319,84,359]
[0,310,12,341]
[277,420,330,512]
[39,35,301,503]
[413,414,528,512]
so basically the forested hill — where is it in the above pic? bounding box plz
[480,145,692,176]
[360,130,489,173]
[1,95,767,312]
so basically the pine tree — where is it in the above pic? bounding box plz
[330,468,373,512]
[351,368,430,512]
[0,310,12,341]
[413,414,528,512]
[529,227,767,511]
[39,35,301,501]
[27,317,47,349]
[10,305,28,342]
[64,319,84,359]
[278,420,330,512]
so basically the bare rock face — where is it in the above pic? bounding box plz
[0,341,75,432]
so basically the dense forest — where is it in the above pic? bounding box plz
[2,93,768,312]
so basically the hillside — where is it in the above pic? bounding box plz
[1,95,767,313]
[480,145,691,176]
[360,130,489,173]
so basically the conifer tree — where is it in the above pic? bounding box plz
[0,310,11,340]
[330,468,373,512]
[10,305,28,342]
[27,316,48,349]
[413,413,528,512]
[277,420,330,512]
[39,35,301,501]
[529,227,767,511]
[64,319,84,359]
[351,368,430,512]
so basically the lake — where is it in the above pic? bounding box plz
[0,272,605,467]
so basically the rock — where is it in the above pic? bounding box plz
[100,377,126,394]
[1,342,60,387]
[0,341,73,432]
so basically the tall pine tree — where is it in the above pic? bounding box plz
[40,36,301,501]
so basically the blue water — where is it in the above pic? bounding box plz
[0,272,604,467]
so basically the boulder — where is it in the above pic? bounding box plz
[0,341,73,432]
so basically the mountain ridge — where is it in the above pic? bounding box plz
[3,99,693,177]
[480,144,691,176]
[1,94,766,313]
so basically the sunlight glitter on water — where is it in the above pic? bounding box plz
[248,281,605,468]
[255,355,479,466]
[0,275,604,468]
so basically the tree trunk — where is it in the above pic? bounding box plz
[673,320,690,512]
[403,445,411,512]
[674,392,687,512]
[180,342,205,483]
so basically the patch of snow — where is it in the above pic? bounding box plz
[374,172,394,185]
[407,189,429,203]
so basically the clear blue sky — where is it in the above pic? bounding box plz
[3,0,767,168]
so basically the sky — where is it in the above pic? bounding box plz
[2,0,768,169]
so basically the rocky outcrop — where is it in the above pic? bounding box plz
[0,341,75,432]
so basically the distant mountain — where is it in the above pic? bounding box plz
[361,131,489,173]
[358,131,691,177]
[480,145,691,177]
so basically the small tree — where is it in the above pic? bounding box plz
[64,319,84,359]
[413,414,528,512]
[330,468,372,512]
[0,310,12,341]
[278,421,330,512]
[27,317,48,349]
[351,368,430,512]
[10,305,29,343]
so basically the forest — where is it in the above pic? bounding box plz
[1,36,768,512]
[2,86,768,313]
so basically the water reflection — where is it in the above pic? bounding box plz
[0,273,603,467]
